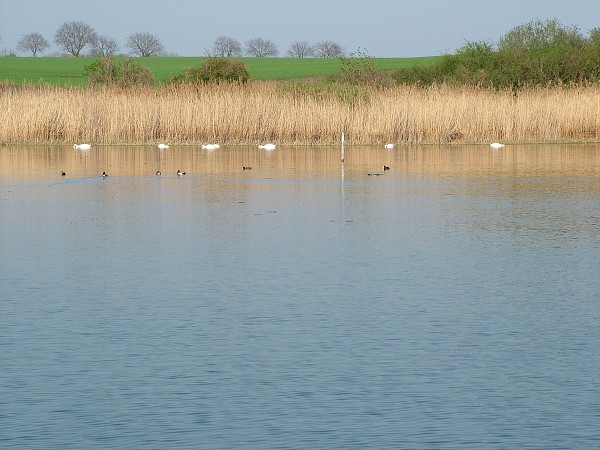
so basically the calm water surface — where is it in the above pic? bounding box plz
[1,144,599,448]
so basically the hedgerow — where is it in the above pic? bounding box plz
[393,19,600,89]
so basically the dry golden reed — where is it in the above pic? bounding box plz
[2,82,600,145]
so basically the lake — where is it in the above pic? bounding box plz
[1,143,599,449]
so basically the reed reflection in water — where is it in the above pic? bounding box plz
[1,144,600,449]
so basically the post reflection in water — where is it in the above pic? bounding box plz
[1,143,600,449]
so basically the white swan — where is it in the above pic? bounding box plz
[74,144,91,150]
[201,144,220,150]
[258,143,276,150]
[384,143,395,149]
[157,144,169,149]
[490,142,505,149]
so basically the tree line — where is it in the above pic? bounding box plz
[6,21,162,57]
[212,36,344,58]
[4,20,345,58]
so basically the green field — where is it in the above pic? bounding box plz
[0,56,438,86]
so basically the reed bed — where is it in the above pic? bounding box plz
[2,82,600,145]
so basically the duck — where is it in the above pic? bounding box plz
[383,165,390,171]
[384,143,395,149]
[243,166,252,170]
[60,171,66,176]
[258,143,276,150]
[490,142,505,149]
[102,171,108,177]
[155,170,161,176]
[201,143,220,150]
[157,144,169,150]
[74,143,92,150]
[177,170,186,176]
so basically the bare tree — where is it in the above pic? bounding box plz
[126,32,164,57]
[245,37,278,57]
[91,35,120,56]
[54,21,98,57]
[286,40,315,58]
[17,32,50,56]
[213,36,242,57]
[314,40,345,58]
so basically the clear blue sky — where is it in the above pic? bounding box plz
[2,0,599,57]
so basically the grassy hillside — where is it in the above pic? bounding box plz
[0,56,439,86]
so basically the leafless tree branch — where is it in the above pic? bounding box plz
[17,32,49,56]
[245,37,278,57]
[126,32,164,57]
[54,21,98,57]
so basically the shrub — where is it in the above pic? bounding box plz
[327,48,393,88]
[85,57,154,87]
[84,57,118,85]
[118,58,154,87]
[393,19,600,89]
[171,57,250,84]
[497,19,580,52]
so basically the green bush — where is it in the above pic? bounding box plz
[84,57,117,85]
[497,19,581,52]
[327,49,393,88]
[118,58,154,87]
[85,57,154,87]
[171,57,250,84]
[393,19,600,89]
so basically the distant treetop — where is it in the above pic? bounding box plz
[17,32,50,56]
[126,32,164,57]
[54,21,98,57]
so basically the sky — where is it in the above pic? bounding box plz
[2,0,600,58]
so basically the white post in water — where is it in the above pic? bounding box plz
[340,131,345,162]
